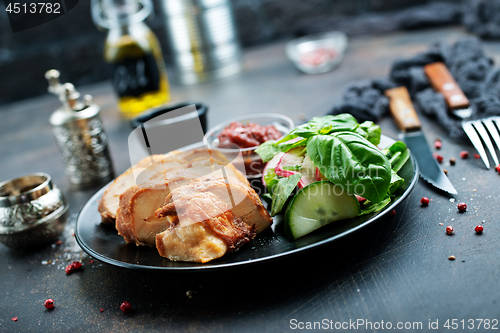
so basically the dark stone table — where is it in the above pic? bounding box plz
[1,26,500,332]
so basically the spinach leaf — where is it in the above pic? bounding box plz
[388,170,404,194]
[358,121,381,146]
[276,114,360,146]
[263,168,279,195]
[306,132,392,203]
[283,165,303,171]
[275,137,307,153]
[255,140,281,162]
[359,195,391,215]
[382,141,410,172]
[270,173,302,216]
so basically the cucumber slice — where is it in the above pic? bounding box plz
[284,181,360,240]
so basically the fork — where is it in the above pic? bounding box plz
[424,62,500,169]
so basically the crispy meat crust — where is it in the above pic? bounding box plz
[157,192,256,254]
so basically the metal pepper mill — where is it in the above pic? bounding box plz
[45,70,114,188]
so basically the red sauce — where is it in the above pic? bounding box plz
[300,48,337,66]
[218,122,282,149]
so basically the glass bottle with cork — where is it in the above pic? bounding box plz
[92,0,170,118]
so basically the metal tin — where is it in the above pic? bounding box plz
[160,0,242,84]
[0,173,69,249]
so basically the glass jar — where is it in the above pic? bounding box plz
[92,0,170,118]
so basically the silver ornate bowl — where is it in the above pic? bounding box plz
[0,173,69,249]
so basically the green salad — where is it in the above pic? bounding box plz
[255,114,410,240]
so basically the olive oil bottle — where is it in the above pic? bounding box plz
[93,0,170,118]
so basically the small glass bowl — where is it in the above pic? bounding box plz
[286,31,348,74]
[0,173,69,249]
[203,114,294,188]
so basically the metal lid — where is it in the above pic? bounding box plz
[0,173,53,208]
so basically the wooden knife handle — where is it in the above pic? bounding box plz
[385,86,421,132]
[423,62,470,109]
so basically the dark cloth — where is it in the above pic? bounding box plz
[463,0,500,39]
[297,2,463,37]
[329,38,500,139]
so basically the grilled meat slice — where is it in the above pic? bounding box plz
[156,176,272,233]
[98,154,170,224]
[98,148,247,225]
[115,154,251,246]
[155,192,256,263]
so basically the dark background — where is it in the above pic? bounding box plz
[0,0,462,105]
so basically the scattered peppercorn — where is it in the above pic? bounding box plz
[12,317,18,322]
[457,202,467,212]
[496,165,500,174]
[474,153,480,159]
[434,140,442,149]
[448,255,456,261]
[44,299,55,309]
[433,153,443,163]
[120,301,132,313]
[71,261,82,270]
[420,197,430,206]
[65,265,73,275]
[446,226,454,235]
[450,158,456,165]
[443,169,448,175]
[475,225,484,234]
[89,259,94,264]
[389,210,396,216]
[55,240,62,245]
[460,151,469,159]
[99,308,105,313]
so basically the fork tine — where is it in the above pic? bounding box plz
[472,120,499,167]
[483,117,500,154]
[462,121,490,169]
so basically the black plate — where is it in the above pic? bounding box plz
[75,135,418,271]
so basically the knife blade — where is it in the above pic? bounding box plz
[385,86,458,195]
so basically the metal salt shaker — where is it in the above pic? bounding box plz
[45,70,114,188]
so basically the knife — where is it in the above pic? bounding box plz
[424,62,499,169]
[385,86,458,195]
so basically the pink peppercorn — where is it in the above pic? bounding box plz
[120,301,132,313]
[460,151,469,159]
[44,299,55,309]
[421,197,430,206]
[434,141,442,149]
[446,226,454,235]
[65,265,73,275]
[71,261,82,270]
[475,225,484,234]
[433,153,443,163]
[457,202,467,212]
